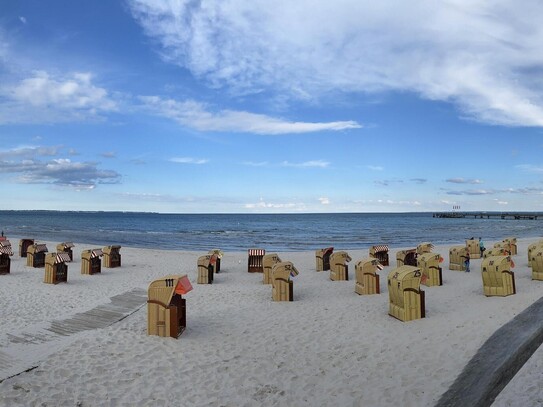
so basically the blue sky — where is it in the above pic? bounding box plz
[1,1,543,213]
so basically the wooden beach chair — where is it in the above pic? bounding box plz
[466,238,481,259]
[528,240,543,267]
[369,245,389,266]
[387,265,425,322]
[329,251,352,281]
[18,238,34,258]
[417,252,443,287]
[502,237,517,255]
[0,240,13,275]
[27,243,48,268]
[208,249,223,272]
[396,249,417,267]
[449,245,468,271]
[531,249,543,281]
[481,256,515,297]
[248,248,265,273]
[147,275,192,338]
[354,258,383,295]
[197,254,216,284]
[81,248,103,275]
[103,245,121,268]
[56,242,75,261]
[271,261,298,301]
[44,252,71,284]
[263,253,282,284]
[315,247,334,271]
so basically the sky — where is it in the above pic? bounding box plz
[1,0,543,213]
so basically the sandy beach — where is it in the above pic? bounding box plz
[0,238,542,406]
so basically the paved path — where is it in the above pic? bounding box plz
[0,288,147,382]
[436,296,543,407]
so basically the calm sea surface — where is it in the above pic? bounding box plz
[0,211,541,251]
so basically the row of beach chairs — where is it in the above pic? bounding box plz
[0,238,122,283]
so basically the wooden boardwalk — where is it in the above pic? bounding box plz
[0,288,147,382]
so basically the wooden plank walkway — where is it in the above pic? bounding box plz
[0,288,147,382]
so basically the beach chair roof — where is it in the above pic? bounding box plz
[148,275,192,305]
[0,240,13,255]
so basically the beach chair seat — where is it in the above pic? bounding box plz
[502,237,517,255]
[396,249,417,267]
[329,251,352,281]
[19,238,34,258]
[355,258,382,295]
[387,265,425,322]
[481,256,515,297]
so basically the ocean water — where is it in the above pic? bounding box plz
[0,211,542,251]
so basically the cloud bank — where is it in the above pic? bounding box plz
[129,0,543,127]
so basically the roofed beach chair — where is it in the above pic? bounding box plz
[449,245,468,271]
[0,240,13,274]
[263,253,282,284]
[147,275,192,338]
[396,248,417,267]
[481,256,515,297]
[329,251,352,281]
[44,252,71,284]
[369,245,389,266]
[417,252,443,287]
[81,248,103,275]
[355,257,383,295]
[387,265,425,322]
[271,261,298,301]
[248,248,265,273]
[315,247,334,271]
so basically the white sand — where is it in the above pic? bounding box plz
[0,238,542,406]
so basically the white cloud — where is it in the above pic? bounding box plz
[318,197,330,205]
[244,198,304,210]
[242,161,269,167]
[0,156,120,189]
[446,178,483,184]
[170,157,209,164]
[19,16,27,24]
[129,0,543,127]
[140,96,360,134]
[281,160,329,168]
[367,165,383,171]
[516,164,543,173]
[0,71,117,124]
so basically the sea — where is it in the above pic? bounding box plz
[0,211,542,252]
